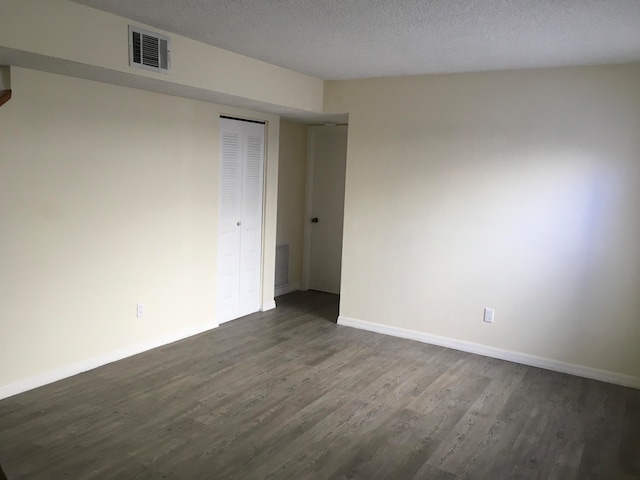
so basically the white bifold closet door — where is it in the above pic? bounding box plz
[217,117,265,324]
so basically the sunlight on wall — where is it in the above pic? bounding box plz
[326,65,640,379]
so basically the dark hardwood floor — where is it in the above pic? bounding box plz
[0,291,638,479]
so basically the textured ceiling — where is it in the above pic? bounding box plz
[71,0,640,80]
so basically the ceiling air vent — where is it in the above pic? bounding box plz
[128,26,170,74]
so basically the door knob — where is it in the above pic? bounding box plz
[311,217,319,223]
[237,221,242,226]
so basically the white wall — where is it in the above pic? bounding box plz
[276,120,308,293]
[325,65,640,382]
[0,67,279,395]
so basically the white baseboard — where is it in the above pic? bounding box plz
[337,316,640,390]
[275,283,300,297]
[261,300,277,312]
[0,319,219,401]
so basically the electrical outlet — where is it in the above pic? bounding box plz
[483,308,494,324]
[136,303,144,318]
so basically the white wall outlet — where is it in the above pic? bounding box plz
[136,303,144,318]
[483,308,494,324]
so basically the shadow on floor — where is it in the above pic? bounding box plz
[275,290,339,323]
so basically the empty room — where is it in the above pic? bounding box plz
[1,1,639,479]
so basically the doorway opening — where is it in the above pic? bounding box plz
[303,125,348,295]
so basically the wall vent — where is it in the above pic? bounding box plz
[129,26,170,74]
[275,244,290,288]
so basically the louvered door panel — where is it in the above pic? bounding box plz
[238,125,265,315]
[217,119,244,322]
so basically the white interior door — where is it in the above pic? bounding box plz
[217,117,265,323]
[306,125,348,294]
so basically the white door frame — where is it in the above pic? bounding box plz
[302,124,348,291]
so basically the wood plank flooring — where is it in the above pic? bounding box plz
[0,291,638,479]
